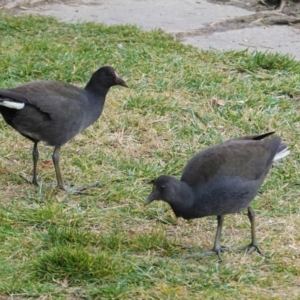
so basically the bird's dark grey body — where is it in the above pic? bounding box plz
[0,79,109,146]
[165,176,259,219]
[178,137,280,218]
[0,66,127,189]
[146,133,289,260]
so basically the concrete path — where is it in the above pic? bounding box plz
[7,0,300,60]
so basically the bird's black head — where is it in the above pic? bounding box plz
[145,175,195,219]
[145,175,178,206]
[87,66,128,90]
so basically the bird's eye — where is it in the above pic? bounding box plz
[160,185,165,190]
[106,72,112,76]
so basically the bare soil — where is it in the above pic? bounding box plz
[176,0,300,38]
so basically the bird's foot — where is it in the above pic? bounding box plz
[238,243,264,256]
[57,184,66,191]
[18,173,41,187]
[183,246,229,262]
[18,175,102,194]
[66,182,103,194]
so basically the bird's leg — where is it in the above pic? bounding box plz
[52,147,101,193]
[32,141,39,185]
[52,146,65,191]
[239,206,264,256]
[18,142,39,185]
[183,215,229,262]
[211,215,229,261]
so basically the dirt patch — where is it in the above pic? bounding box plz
[174,0,300,38]
[211,0,298,13]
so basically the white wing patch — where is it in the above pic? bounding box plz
[0,101,25,110]
[274,148,290,161]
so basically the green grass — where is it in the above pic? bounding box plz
[0,12,300,299]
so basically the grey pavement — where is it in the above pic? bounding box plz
[9,0,300,60]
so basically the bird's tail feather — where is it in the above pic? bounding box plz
[274,143,290,161]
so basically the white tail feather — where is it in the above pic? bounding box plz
[0,101,25,110]
[274,148,290,161]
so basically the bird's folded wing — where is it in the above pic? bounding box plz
[0,81,85,119]
[181,138,281,187]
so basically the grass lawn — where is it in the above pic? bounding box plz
[0,12,300,299]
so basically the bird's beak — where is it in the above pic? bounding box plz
[144,193,156,207]
[115,71,128,87]
[116,77,128,88]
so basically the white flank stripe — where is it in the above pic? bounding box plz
[274,148,290,161]
[0,101,25,110]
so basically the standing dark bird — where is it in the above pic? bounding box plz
[145,132,289,261]
[0,66,128,190]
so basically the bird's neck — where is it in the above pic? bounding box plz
[85,81,110,98]
[168,181,196,218]
[84,84,109,116]
[80,87,108,129]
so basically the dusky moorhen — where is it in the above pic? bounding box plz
[0,66,127,190]
[145,132,289,261]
